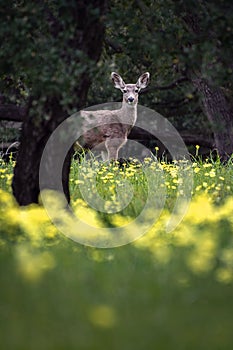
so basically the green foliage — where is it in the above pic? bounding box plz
[1,0,232,134]
[87,0,233,132]
[0,0,99,116]
[0,121,20,144]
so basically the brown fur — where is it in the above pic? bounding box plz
[76,72,150,160]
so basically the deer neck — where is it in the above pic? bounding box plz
[119,100,137,126]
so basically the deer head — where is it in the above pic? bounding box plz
[111,72,150,106]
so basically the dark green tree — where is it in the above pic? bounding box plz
[91,0,233,159]
[0,0,107,204]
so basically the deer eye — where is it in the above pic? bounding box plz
[123,89,127,93]
[135,88,139,93]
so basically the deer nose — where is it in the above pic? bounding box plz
[128,97,134,103]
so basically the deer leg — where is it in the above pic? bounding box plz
[101,150,108,161]
[105,137,127,161]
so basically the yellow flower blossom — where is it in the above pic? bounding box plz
[194,167,201,173]
[16,245,56,282]
[88,305,117,328]
[216,268,233,284]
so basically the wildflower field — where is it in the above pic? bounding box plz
[1,153,233,350]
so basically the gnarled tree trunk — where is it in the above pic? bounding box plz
[179,5,233,161]
[192,78,233,161]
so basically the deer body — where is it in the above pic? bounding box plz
[76,72,150,160]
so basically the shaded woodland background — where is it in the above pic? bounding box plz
[0,0,233,205]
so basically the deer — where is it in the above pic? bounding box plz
[76,71,150,161]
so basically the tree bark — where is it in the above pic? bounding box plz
[12,97,70,204]
[179,5,233,160]
[192,78,233,160]
[12,1,107,205]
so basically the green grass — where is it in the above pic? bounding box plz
[1,154,233,350]
[1,242,233,350]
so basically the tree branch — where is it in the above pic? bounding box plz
[0,104,26,122]
[104,37,123,53]
[129,126,214,150]
[140,77,189,94]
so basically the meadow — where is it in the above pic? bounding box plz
[1,151,233,350]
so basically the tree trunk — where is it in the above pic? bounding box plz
[179,6,233,161]
[12,1,107,205]
[12,97,71,205]
[192,78,233,161]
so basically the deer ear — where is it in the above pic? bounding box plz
[136,72,150,90]
[111,72,126,90]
